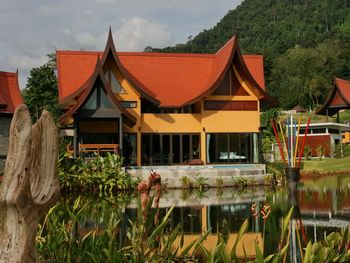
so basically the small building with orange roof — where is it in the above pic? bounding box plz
[0,70,23,173]
[57,29,276,167]
[315,78,350,151]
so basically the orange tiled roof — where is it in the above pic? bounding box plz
[316,78,350,115]
[0,71,23,113]
[335,78,350,103]
[57,37,266,107]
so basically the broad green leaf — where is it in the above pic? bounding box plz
[254,240,264,263]
[303,241,312,263]
[231,218,249,258]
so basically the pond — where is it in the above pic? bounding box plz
[38,175,350,262]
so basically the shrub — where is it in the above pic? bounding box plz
[58,152,140,193]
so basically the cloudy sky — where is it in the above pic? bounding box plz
[0,0,242,87]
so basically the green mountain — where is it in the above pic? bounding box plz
[149,0,350,110]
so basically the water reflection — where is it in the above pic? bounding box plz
[53,175,350,261]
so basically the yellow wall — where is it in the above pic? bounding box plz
[201,111,260,133]
[141,114,202,133]
[342,132,350,144]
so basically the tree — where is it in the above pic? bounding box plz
[23,55,60,122]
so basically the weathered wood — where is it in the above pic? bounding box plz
[0,105,59,263]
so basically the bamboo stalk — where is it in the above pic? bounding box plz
[290,115,294,167]
[279,120,289,166]
[298,117,311,168]
[271,119,286,163]
[293,117,301,168]
[295,220,304,262]
[287,117,291,167]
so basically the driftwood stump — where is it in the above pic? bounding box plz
[0,105,60,262]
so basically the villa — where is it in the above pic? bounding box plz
[0,71,23,173]
[58,29,276,167]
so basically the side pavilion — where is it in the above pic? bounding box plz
[0,71,23,173]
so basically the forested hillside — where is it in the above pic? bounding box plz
[148,0,350,110]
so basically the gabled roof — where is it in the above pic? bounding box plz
[316,78,350,116]
[0,71,23,114]
[59,57,136,127]
[57,32,275,108]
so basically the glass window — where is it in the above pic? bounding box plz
[207,134,217,163]
[121,101,137,108]
[240,134,252,163]
[207,133,255,164]
[100,88,113,108]
[82,88,97,109]
[192,135,200,159]
[312,128,326,134]
[229,134,240,163]
[111,71,126,94]
[172,135,180,164]
[123,133,137,166]
[328,129,339,134]
[182,135,190,163]
[217,134,228,162]
[162,135,171,165]
[151,135,161,165]
[141,133,200,165]
[213,70,230,95]
[79,133,118,144]
[141,134,151,165]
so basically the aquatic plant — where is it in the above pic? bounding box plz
[180,175,192,189]
[216,176,224,188]
[191,172,209,191]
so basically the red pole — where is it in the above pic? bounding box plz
[271,119,286,163]
[297,117,311,168]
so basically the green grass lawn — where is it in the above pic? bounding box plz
[302,156,350,172]
[279,109,350,124]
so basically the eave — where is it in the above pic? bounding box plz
[59,57,137,127]
[101,28,160,106]
[316,78,350,116]
[179,36,278,108]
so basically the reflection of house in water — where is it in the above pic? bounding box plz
[298,186,350,242]
[152,188,266,258]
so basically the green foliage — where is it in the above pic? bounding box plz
[231,176,249,187]
[37,195,206,262]
[303,229,350,262]
[335,143,350,158]
[180,175,192,189]
[191,172,209,191]
[316,145,325,158]
[216,176,224,188]
[266,162,285,184]
[304,145,312,159]
[23,55,60,121]
[58,152,140,193]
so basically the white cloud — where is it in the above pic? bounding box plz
[62,28,71,36]
[74,32,99,47]
[116,17,172,51]
[8,55,47,71]
[94,0,117,3]
[83,9,95,16]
